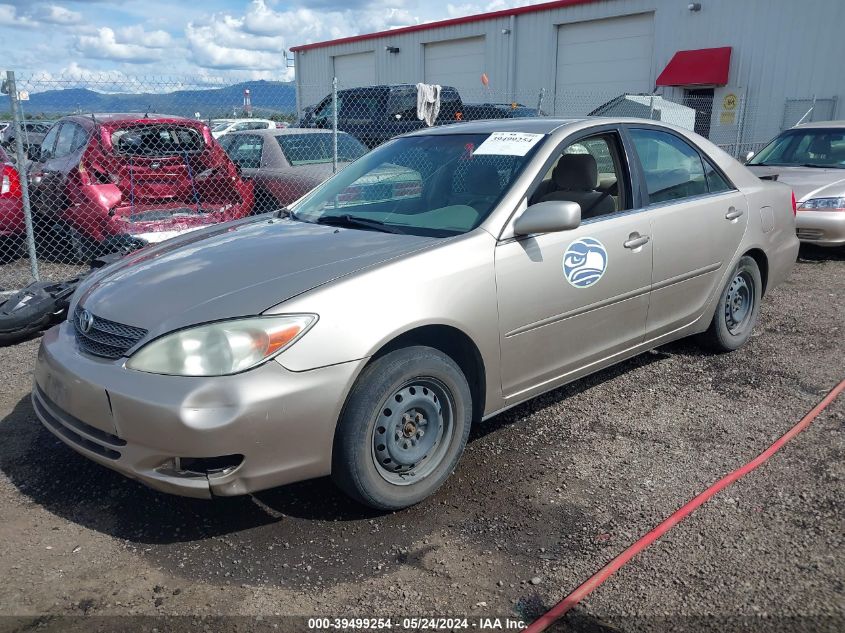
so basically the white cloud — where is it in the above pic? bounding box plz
[187,0,422,74]
[0,4,38,27]
[75,26,175,63]
[36,4,83,25]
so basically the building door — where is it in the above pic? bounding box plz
[554,13,654,116]
[424,36,485,98]
[683,88,715,138]
[333,52,376,88]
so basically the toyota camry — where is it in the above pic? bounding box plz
[32,118,799,510]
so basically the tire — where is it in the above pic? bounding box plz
[699,255,762,352]
[49,221,99,265]
[332,346,473,511]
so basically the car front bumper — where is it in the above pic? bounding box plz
[32,320,365,499]
[795,210,845,246]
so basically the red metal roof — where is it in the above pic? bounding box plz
[655,47,732,87]
[290,0,602,52]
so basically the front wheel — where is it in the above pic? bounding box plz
[699,255,762,352]
[332,346,472,511]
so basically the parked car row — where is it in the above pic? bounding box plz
[0,104,840,269]
[210,118,289,139]
[0,114,351,264]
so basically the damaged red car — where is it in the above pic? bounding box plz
[28,113,253,261]
[0,145,24,262]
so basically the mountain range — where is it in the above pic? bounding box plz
[11,80,298,119]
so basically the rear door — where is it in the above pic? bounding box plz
[626,126,748,338]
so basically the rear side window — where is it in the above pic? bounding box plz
[703,159,732,193]
[70,124,89,153]
[39,125,60,157]
[219,134,263,169]
[54,124,76,158]
[630,128,707,204]
[111,125,205,156]
[339,93,386,120]
[276,133,367,165]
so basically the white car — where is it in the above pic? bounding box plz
[211,118,278,139]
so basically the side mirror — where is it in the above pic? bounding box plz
[745,150,755,163]
[26,144,40,161]
[514,200,581,235]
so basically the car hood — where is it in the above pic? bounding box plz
[747,165,845,202]
[75,216,438,339]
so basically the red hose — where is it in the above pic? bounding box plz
[525,378,845,633]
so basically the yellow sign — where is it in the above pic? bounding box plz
[723,93,737,111]
[720,111,736,125]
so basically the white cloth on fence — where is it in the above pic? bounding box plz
[416,83,442,127]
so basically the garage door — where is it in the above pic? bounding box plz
[333,52,376,88]
[554,13,654,115]
[424,36,485,97]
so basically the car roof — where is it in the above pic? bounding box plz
[793,120,845,129]
[226,128,347,137]
[220,118,275,123]
[61,113,199,127]
[405,118,586,136]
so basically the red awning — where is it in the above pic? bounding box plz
[656,47,732,87]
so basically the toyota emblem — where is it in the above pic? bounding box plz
[78,309,94,334]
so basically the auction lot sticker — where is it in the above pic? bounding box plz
[474,132,544,156]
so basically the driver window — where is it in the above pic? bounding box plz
[529,132,630,220]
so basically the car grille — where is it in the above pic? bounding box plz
[73,307,148,359]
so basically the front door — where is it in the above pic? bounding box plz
[495,128,652,400]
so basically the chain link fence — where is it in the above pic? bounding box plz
[0,69,833,292]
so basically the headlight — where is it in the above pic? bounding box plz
[126,315,316,376]
[799,197,845,211]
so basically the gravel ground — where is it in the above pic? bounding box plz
[0,245,842,633]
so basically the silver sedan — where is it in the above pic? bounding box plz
[32,118,799,510]
[747,121,845,246]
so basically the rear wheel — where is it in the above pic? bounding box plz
[700,255,762,352]
[46,221,100,265]
[332,346,472,510]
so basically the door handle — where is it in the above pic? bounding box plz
[623,233,650,250]
[725,207,744,220]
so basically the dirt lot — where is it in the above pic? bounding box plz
[0,246,842,633]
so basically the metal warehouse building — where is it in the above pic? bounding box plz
[291,0,845,151]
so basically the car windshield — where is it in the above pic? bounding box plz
[110,124,206,156]
[211,121,232,132]
[277,133,368,166]
[749,128,845,168]
[292,133,544,237]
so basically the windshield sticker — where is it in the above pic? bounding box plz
[473,132,544,156]
[563,237,608,288]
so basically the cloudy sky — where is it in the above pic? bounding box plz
[0,0,534,86]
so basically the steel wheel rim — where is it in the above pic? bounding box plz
[724,270,754,335]
[371,377,455,485]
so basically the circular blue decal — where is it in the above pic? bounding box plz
[563,237,608,288]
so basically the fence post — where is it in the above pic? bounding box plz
[536,88,545,115]
[5,71,39,282]
[332,77,338,175]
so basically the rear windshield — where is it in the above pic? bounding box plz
[276,133,367,166]
[110,125,206,156]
